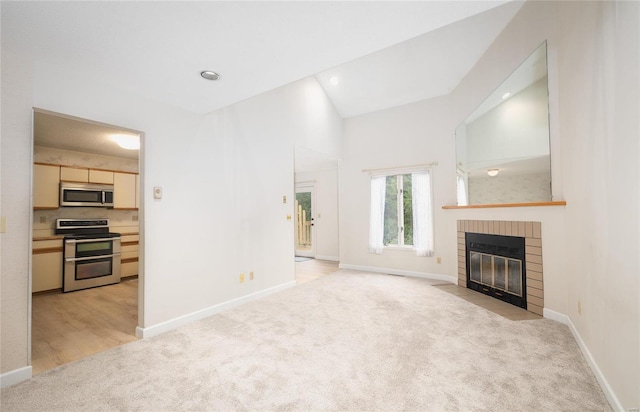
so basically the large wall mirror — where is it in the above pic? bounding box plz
[455,41,551,205]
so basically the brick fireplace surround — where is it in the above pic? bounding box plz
[457,220,544,315]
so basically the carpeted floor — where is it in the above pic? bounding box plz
[1,270,610,411]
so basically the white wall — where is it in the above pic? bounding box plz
[339,94,458,280]
[295,168,340,261]
[340,1,639,408]
[556,1,639,408]
[1,47,341,382]
[449,1,638,408]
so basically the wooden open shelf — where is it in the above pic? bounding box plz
[442,201,566,210]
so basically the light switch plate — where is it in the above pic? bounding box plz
[153,186,162,199]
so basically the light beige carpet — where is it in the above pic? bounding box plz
[1,270,610,411]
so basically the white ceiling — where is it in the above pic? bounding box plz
[5,1,523,169]
[34,110,141,160]
[315,1,523,118]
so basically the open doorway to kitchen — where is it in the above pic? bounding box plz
[31,109,143,374]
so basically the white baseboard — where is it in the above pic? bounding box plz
[543,308,623,412]
[338,263,457,284]
[0,366,32,388]
[315,255,339,262]
[136,280,297,339]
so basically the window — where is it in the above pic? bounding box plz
[369,169,434,256]
[383,174,413,246]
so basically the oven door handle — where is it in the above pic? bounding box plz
[65,238,121,244]
[65,253,121,262]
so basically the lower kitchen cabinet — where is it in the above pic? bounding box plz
[32,239,63,292]
[120,233,139,278]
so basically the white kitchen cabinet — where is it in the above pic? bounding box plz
[113,172,137,209]
[60,166,89,182]
[33,164,60,209]
[32,239,63,292]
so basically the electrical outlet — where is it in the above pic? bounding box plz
[436,256,442,264]
[239,273,245,283]
[250,271,254,280]
[39,216,47,224]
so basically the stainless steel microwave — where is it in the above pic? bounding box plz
[60,182,114,207]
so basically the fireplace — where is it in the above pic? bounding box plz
[457,220,544,315]
[465,233,526,308]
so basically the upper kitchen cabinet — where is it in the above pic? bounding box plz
[113,172,137,209]
[33,163,60,209]
[60,166,89,182]
[89,169,114,184]
[60,166,115,184]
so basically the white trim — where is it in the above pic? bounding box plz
[315,255,339,262]
[136,281,296,339]
[543,308,623,412]
[0,366,32,388]
[338,263,456,284]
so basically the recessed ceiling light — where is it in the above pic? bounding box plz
[200,71,220,81]
[329,76,339,86]
[487,168,500,177]
[502,91,512,100]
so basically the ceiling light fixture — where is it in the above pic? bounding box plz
[502,91,512,100]
[487,168,500,177]
[112,134,140,150]
[329,76,339,86]
[200,70,220,81]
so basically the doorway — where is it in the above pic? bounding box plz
[31,109,143,374]
[295,183,316,258]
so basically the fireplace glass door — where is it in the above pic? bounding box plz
[469,251,523,297]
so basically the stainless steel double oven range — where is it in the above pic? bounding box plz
[56,218,121,293]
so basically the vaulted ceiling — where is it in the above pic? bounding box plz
[3,1,520,117]
[6,1,524,166]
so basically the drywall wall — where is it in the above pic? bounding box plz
[451,1,639,408]
[1,49,34,379]
[339,94,458,280]
[1,46,341,381]
[556,1,639,408]
[340,1,639,408]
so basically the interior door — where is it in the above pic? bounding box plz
[295,184,315,258]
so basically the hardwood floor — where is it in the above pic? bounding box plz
[295,258,339,284]
[31,278,138,374]
[30,259,338,376]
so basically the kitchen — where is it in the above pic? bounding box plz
[31,109,141,373]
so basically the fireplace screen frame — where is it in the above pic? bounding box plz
[465,232,527,309]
